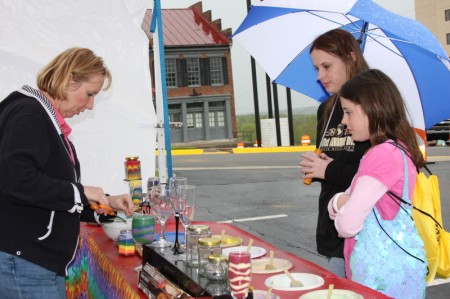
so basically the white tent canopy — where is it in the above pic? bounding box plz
[0,0,157,194]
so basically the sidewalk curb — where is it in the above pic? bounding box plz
[155,146,317,156]
[155,149,204,156]
[232,145,316,154]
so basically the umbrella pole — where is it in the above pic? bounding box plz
[357,21,369,50]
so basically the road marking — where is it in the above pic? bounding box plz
[427,156,450,162]
[217,214,288,223]
[428,277,450,286]
[174,166,299,171]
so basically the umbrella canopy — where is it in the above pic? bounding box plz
[233,0,450,132]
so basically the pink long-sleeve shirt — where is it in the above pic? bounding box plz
[328,142,417,277]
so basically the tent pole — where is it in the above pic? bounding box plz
[151,0,173,183]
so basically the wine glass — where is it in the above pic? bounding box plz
[149,185,174,248]
[178,185,196,248]
[228,251,252,299]
[169,177,188,254]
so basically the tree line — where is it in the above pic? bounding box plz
[236,114,318,146]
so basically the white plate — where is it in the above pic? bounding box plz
[253,290,281,299]
[299,289,364,299]
[221,246,267,259]
[252,258,293,274]
[264,273,324,291]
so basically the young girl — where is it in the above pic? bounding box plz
[328,69,427,298]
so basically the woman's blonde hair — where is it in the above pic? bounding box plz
[37,47,111,101]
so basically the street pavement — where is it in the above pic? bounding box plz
[167,146,450,298]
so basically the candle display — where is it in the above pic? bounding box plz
[124,156,141,181]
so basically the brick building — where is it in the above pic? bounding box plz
[142,2,236,143]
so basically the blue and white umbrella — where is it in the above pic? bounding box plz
[233,0,450,139]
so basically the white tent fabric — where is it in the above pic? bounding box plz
[0,0,157,194]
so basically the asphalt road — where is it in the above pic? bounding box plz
[168,146,450,298]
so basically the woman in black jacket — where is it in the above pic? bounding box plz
[0,47,134,299]
[299,29,371,277]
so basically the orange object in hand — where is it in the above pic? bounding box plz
[303,148,323,185]
[90,203,115,216]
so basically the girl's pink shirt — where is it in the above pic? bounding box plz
[330,142,417,277]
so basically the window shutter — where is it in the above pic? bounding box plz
[176,59,187,87]
[222,57,229,85]
[200,58,211,86]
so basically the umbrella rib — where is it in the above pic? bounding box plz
[308,11,351,28]
[363,31,409,59]
[307,11,412,59]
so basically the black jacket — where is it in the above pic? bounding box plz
[0,89,100,275]
[315,99,371,258]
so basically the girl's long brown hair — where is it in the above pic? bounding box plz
[339,69,425,168]
[310,29,370,135]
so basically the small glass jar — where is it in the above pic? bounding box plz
[118,229,135,256]
[185,225,211,267]
[197,237,221,277]
[205,254,228,282]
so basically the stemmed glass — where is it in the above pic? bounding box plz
[178,185,196,248]
[169,177,188,254]
[149,185,174,248]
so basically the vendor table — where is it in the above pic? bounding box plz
[67,221,390,299]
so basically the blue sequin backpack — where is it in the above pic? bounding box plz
[350,148,427,299]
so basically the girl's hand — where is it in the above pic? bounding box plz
[299,152,333,179]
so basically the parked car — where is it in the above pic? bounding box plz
[426,119,450,145]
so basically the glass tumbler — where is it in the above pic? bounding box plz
[228,251,252,299]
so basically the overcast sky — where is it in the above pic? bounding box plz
[160,0,416,115]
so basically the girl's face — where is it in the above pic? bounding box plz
[311,49,349,94]
[341,97,370,142]
[57,74,105,118]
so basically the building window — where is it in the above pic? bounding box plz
[209,111,225,127]
[195,113,203,128]
[210,57,224,85]
[170,112,181,123]
[187,112,203,128]
[445,9,450,21]
[187,58,200,86]
[216,111,225,127]
[165,59,177,87]
[209,113,215,127]
[447,33,450,45]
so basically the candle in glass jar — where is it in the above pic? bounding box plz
[118,229,135,256]
[124,156,141,181]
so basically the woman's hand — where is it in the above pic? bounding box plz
[299,151,333,179]
[84,186,109,205]
[84,186,112,215]
[106,194,134,216]
[83,186,133,216]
